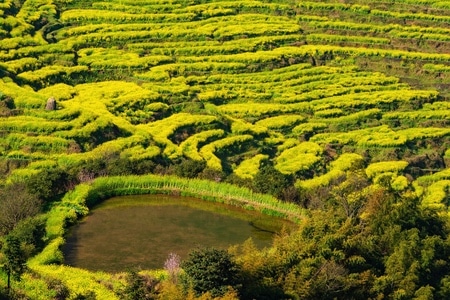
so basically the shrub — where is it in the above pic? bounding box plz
[8,215,46,258]
[26,168,71,201]
[181,247,241,298]
[253,164,293,200]
[174,159,206,179]
[120,270,160,300]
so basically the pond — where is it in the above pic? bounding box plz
[62,194,293,273]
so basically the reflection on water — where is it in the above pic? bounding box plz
[62,195,292,272]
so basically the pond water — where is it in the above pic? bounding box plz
[62,194,292,272]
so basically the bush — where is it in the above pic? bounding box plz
[26,168,71,201]
[8,215,46,258]
[120,270,160,300]
[181,247,241,298]
[253,164,294,201]
[174,159,206,178]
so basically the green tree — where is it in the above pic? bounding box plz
[181,247,241,297]
[233,181,450,300]
[8,216,47,258]
[1,235,26,293]
[0,216,45,296]
[26,168,70,201]
[253,164,293,200]
[364,189,450,299]
[174,159,206,178]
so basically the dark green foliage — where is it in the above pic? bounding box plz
[362,189,450,299]
[174,159,206,178]
[0,287,8,300]
[234,183,450,300]
[224,173,253,189]
[26,168,70,201]
[8,216,47,258]
[253,164,294,201]
[107,158,156,176]
[73,154,158,179]
[1,235,26,291]
[120,270,160,300]
[0,183,41,236]
[198,167,225,182]
[181,247,241,297]
[0,216,46,295]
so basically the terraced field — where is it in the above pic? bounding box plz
[1,0,450,298]
[1,0,450,210]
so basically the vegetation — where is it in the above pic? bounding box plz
[181,248,241,298]
[1,0,450,298]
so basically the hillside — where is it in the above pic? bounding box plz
[1,0,450,299]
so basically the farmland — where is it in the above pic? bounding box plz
[1,0,450,298]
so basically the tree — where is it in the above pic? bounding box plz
[8,216,47,258]
[120,270,160,300]
[253,164,294,201]
[26,168,70,201]
[174,159,206,178]
[1,235,26,294]
[362,189,450,299]
[0,183,41,236]
[181,247,241,297]
[231,181,450,299]
[0,216,45,296]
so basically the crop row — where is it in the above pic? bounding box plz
[275,142,323,175]
[176,45,450,64]
[294,1,450,27]
[16,0,56,25]
[423,64,450,73]
[61,10,197,23]
[77,48,173,69]
[306,20,450,35]
[0,35,43,50]
[296,153,364,190]
[311,125,450,147]
[145,113,219,158]
[383,109,450,122]
[198,69,398,91]
[214,88,436,119]
[17,65,89,87]
[57,13,297,38]
[234,154,268,179]
[306,33,390,45]
[61,0,295,21]
[198,76,405,105]
[255,115,305,130]
[420,180,450,214]
[135,34,301,57]
[180,129,225,161]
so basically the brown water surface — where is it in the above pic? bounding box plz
[62,194,292,272]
